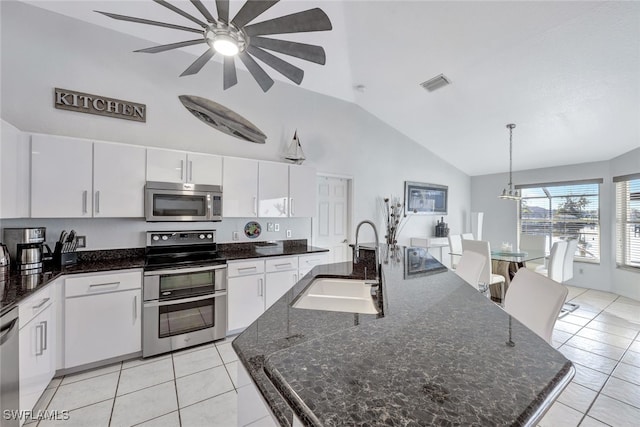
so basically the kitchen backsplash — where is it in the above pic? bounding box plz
[0,217,312,250]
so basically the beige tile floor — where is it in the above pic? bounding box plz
[23,286,640,426]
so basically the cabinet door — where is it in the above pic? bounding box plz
[265,270,298,309]
[0,120,29,218]
[31,134,93,218]
[187,153,222,185]
[94,142,146,217]
[146,147,186,183]
[289,165,316,218]
[228,274,264,331]
[258,162,289,217]
[19,304,54,417]
[64,289,141,368]
[223,157,258,217]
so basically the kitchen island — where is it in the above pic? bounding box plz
[232,247,574,426]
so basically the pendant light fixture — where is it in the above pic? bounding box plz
[499,123,521,200]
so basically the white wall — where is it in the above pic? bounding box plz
[0,2,471,248]
[471,148,639,300]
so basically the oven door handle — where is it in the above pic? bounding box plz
[144,264,227,276]
[144,292,227,308]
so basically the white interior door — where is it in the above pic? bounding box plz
[314,176,351,263]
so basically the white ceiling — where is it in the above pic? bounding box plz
[21,1,640,176]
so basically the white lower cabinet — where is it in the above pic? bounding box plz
[63,270,142,369]
[227,272,265,332]
[18,281,57,425]
[298,253,329,277]
[264,257,298,308]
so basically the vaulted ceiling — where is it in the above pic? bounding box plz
[19,1,640,176]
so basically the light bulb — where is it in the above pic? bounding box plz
[213,35,239,56]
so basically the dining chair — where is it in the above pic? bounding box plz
[504,268,568,344]
[454,250,486,291]
[535,240,568,283]
[461,233,474,241]
[562,239,579,282]
[461,239,506,302]
[447,234,463,269]
[519,234,546,271]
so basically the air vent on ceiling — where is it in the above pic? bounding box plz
[420,74,451,92]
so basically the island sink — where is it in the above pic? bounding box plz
[291,277,379,314]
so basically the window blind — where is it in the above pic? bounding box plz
[615,177,640,269]
[519,181,600,262]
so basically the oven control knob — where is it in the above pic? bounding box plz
[161,235,169,241]
[152,235,160,241]
[199,234,205,239]
[207,234,213,239]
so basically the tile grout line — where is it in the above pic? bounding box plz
[171,352,183,427]
[107,362,123,427]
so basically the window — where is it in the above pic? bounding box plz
[615,174,640,269]
[517,179,602,262]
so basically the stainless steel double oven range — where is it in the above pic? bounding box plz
[143,230,227,358]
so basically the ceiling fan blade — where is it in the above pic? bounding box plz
[95,11,203,34]
[152,0,207,28]
[251,37,326,65]
[247,46,303,85]
[223,56,238,89]
[190,0,217,24]
[180,48,216,77]
[135,39,205,54]
[231,0,279,29]
[244,8,332,37]
[216,0,230,23]
[238,52,274,92]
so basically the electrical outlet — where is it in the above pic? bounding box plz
[76,235,86,248]
[579,268,584,274]
[232,231,239,241]
[267,223,274,232]
[286,229,292,238]
[274,224,280,232]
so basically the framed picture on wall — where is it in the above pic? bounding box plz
[404,181,448,215]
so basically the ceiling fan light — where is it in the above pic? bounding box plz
[212,35,239,56]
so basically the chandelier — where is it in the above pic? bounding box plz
[499,124,521,200]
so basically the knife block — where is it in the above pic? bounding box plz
[54,242,77,267]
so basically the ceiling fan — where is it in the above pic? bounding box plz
[96,0,332,92]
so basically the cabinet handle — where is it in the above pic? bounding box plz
[133,295,138,321]
[293,273,298,282]
[238,266,257,273]
[180,160,185,181]
[189,160,193,182]
[284,198,288,216]
[89,281,120,290]
[275,263,292,269]
[33,298,50,310]
[95,190,100,214]
[253,196,257,215]
[290,198,295,216]
[82,190,88,214]
[41,320,48,351]
[36,323,44,356]
[258,278,264,297]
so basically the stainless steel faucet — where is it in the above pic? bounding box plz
[354,220,380,280]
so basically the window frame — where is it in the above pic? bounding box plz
[516,179,602,264]
[614,173,640,270]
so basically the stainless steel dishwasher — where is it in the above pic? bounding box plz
[1,307,20,427]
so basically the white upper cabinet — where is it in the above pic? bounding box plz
[146,148,222,185]
[258,161,289,218]
[223,157,259,217]
[289,165,316,218]
[0,120,30,218]
[93,142,146,217]
[31,134,93,218]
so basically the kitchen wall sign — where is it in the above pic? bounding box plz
[54,88,146,122]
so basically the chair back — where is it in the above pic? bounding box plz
[462,233,474,241]
[504,268,568,344]
[455,250,486,290]
[519,234,546,253]
[562,239,579,282]
[547,240,568,282]
[448,234,463,268]
[461,239,492,285]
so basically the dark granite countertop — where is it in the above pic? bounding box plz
[1,240,328,316]
[232,246,574,426]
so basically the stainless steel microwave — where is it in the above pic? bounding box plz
[145,181,222,222]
